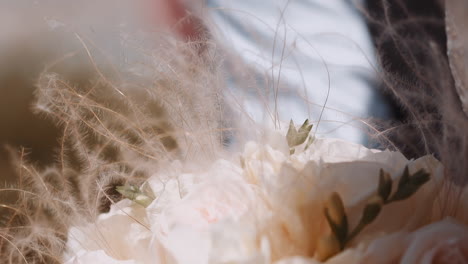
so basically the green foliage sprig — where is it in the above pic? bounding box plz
[316,166,430,261]
[116,182,156,208]
[286,119,314,154]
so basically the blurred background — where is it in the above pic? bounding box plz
[0,0,449,196]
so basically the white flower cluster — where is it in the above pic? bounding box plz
[64,131,468,264]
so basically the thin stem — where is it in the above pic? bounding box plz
[345,221,366,245]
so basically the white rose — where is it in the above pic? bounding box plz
[64,250,137,264]
[64,199,151,263]
[63,134,454,264]
[145,160,271,264]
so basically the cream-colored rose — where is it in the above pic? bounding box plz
[336,218,468,264]
[278,218,468,264]
[240,137,444,261]
[312,180,468,264]
[400,219,468,264]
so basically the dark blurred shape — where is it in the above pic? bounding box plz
[0,40,60,188]
[364,0,447,159]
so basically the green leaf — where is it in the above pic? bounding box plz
[398,166,410,190]
[323,192,348,248]
[361,196,383,225]
[286,119,313,149]
[140,182,156,200]
[304,136,315,151]
[316,234,342,262]
[298,119,313,135]
[389,168,430,203]
[116,185,139,200]
[324,208,348,248]
[410,169,430,186]
[378,169,392,202]
[344,195,383,245]
[286,120,298,148]
[116,184,155,208]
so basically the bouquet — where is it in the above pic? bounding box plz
[63,121,468,264]
[1,1,468,264]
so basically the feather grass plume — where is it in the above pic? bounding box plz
[0,8,227,262]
